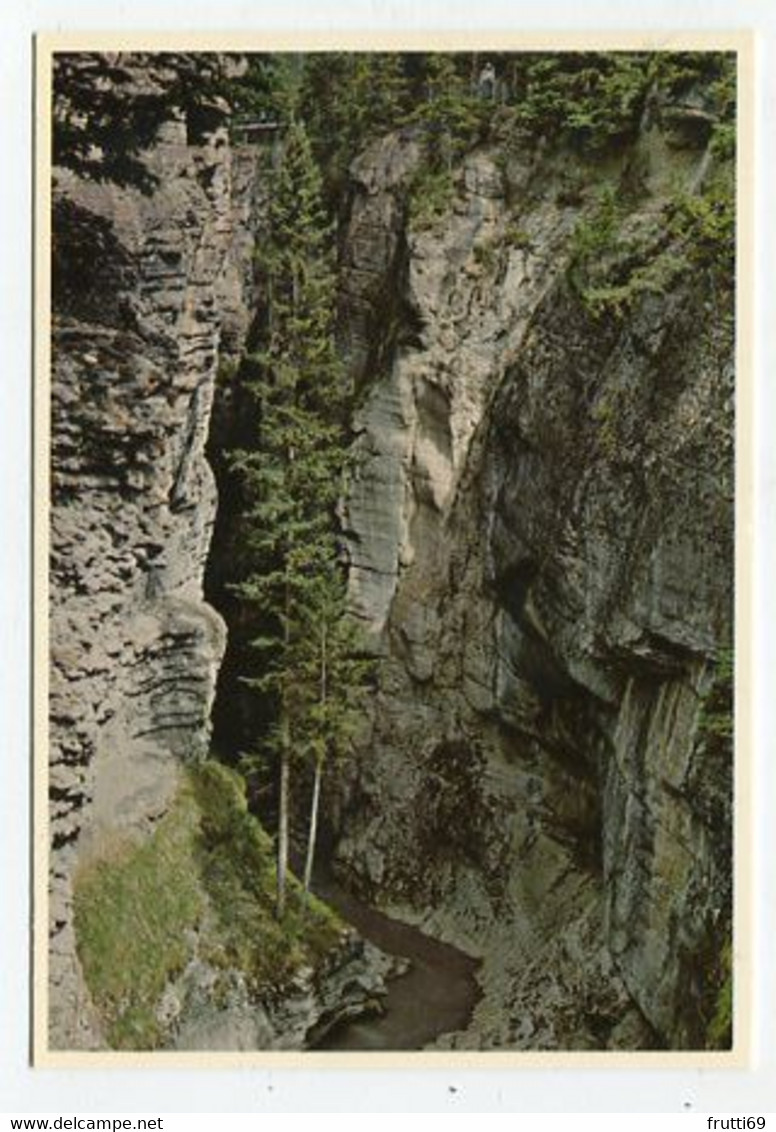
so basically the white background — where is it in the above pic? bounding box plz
[2,0,774,1114]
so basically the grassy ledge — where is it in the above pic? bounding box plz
[73,761,343,1049]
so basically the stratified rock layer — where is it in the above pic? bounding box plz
[49,73,235,1046]
[49,58,394,1052]
[50,56,734,1053]
[333,119,733,1049]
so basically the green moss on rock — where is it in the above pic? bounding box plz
[73,785,203,1049]
[74,761,343,1050]
[189,761,342,988]
[706,940,733,1049]
[407,166,456,231]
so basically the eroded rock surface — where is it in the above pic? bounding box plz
[49,57,397,1053]
[49,60,243,1048]
[332,121,733,1049]
[50,57,734,1054]
[171,934,396,1051]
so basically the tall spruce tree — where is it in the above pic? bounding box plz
[293,567,373,896]
[299,53,410,204]
[231,118,365,919]
[412,54,482,170]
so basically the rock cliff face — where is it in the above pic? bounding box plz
[332,118,733,1049]
[50,55,733,1053]
[50,72,232,1043]
[48,56,389,1051]
[171,933,395,1051]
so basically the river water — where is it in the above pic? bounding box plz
[310,873,480,1051]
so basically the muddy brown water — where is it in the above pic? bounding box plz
[310,873,481,1051]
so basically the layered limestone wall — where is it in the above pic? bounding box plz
[51,57,733,1053]
[333,114,733,1049]
[48,59,391,1051]
[50,88,234,1045]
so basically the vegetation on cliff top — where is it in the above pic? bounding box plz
[74,762,342,1050]
[568,172,734,322]
[559,51,734,323]
[228,50,734,199]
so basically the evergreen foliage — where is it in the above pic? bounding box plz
[407,166,457,231]
[697,648,734,747]
[227,53,305,128]
[567,68,735,326]
[52,52,231,191]
[290,570,374,892]
[229,118,368,916]
[408,54,484,171]
[56,49,736,198]
[706,939,733,1049]
[73,764,342,1049]
[298,53,410,201]
[504,52,652,150]
[666,178,735,281]
[568,190,691,322]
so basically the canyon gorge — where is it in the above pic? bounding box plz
[47,50,735,1054]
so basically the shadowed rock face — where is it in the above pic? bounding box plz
[50,57,733,1053]
[331,123,733,1050]
[49,62,234,1048]
[49,56,396,1053]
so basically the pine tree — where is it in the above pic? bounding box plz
[367,53,410,129]
[230,114,375,919]
[292,567,373,895]
[299,53,410,203]
[412,53,482,170]
[231,118,347,919]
